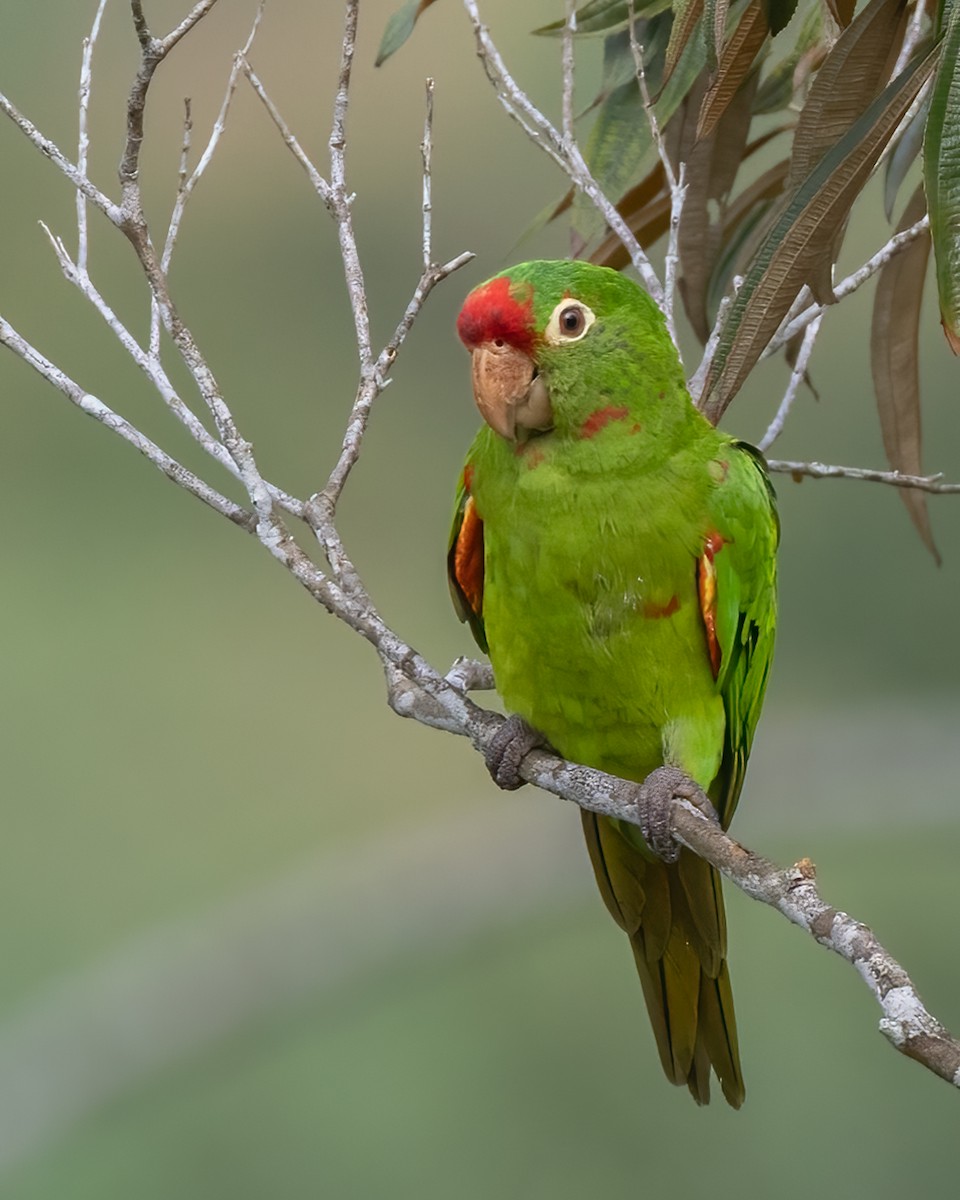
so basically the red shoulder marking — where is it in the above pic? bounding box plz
[697,531,725,679]
[453,496,484,619]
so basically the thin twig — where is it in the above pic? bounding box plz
[239,58,332,200]
[38,222,306,521]
[628,6,684,350]
[461,0,664,306]
[561,0,576,150]
[767,215,930,357]
[758,313,822,452]
[0,314,253,529]
[421,78,436,271]
[77,0,110,272]
[767,459,960,494]
[152,3,265,355]
[0,90,121,225]
[117,1,274,526]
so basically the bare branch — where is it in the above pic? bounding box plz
[628,6,685,350]
[36,222,303,520]
[383,656,960,1088]
[0,90,121,225]
[77,0,110,272]
[461,0,665,307]
[153,3,266,354]
[159,0,222,55]
[561,0,576,150]
[767,215,931,358]
[767,459,960,494]
[444,657,495,693]
[421,78,436,271]
[0,314,253,530]
[239,57,332,202]
[758,313,822,452]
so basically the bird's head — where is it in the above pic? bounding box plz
[456,260,678,443]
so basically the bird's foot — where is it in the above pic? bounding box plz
[483,714,548,791]
[635,766,719,863]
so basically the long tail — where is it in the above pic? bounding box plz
[581,810,744,1107]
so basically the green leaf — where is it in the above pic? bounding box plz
[533,0,672,37]
[665,0,705,83]
[703,0,728,73]
[375,0,439,67]
[870,185,939,561]
[923,0,960,351]
[702,46,939,422]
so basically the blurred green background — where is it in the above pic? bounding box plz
[1,2,960,1196]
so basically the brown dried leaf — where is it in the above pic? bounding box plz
[681,71,760,340]
[823,0,857,28]
[870,185,939,562]
[788,0,910,190]
[697,4,768,139]
[702,47,937,423]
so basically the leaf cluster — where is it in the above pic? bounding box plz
[379,0,960,559]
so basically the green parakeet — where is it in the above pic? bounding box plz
[448,260,778,1108]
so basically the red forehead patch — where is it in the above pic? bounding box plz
[456,276,536,353]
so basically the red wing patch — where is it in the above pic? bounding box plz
[697,532,724,679]
[453,496,484,619]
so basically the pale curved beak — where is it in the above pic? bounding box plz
[471,341,553,441]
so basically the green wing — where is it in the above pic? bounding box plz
[706,441,779,828]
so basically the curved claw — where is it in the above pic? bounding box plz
[484,714,547,791]
[635,766,719,862]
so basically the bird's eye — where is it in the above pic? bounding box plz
[559,306,585,336]
[544,299,596,345]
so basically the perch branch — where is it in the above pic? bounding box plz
[385,658,960,1089]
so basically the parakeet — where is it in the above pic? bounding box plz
[447,260,778,1107]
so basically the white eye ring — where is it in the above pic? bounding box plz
[544,299,596,345]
